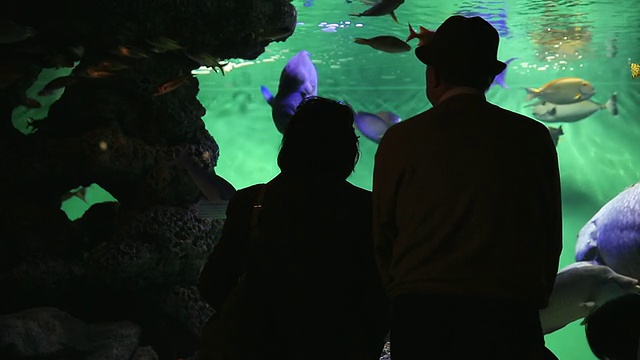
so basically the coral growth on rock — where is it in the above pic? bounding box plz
[0,0,297,358]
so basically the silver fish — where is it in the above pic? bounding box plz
[529,92,618,123]
[539,261,640,335]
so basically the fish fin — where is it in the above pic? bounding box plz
[605,92,618,115]
[574,93,582,100]
[548,107,557,116]
[260,85,274,106]
[524,88,539,101]
[406,23,417,42]
[494,57,517,89]
[579,301,596,309]
[390,11,399,24]
[349,13,363,17]
[195,199,229,220]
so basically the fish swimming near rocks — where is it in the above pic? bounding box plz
[576,182,640,281]
[539,261,640,335]
[354,111,401,143]
[260,50,318,134]
[0,20,36,44]
[525,77,596,105]
[170,149,236,220]
[529,93,618,123]
[354,35,410,53]
[349,0,405,23]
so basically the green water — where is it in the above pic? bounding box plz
[13,0,640,359]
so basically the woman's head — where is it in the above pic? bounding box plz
[277,96,360,180]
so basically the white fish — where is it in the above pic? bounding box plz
[529,93,618,123]
[524,77,596,105]
[539,261,640,335]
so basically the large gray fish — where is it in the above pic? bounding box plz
[529,93,618,123]
[260,50,318,134]
[171,150,236,220]
[349,0,405,23]
[539,261,640,335]
[576,182,640,280]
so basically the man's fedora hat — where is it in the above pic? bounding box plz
[415,15,506,77]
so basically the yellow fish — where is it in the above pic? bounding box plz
[525,77,596,105]
[631,63,640,79]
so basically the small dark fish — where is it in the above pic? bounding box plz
[0,20,36,44]
[349,0,404,23]
[354,35,410,53]
[153,74,192,96]
[114,45,149,59]
[38,75,77,96]
[61,187,89,203]
[147,37,183,53]
[20,96,41,109]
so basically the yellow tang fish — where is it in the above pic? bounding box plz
[631,63,640,79]
[525,77,596,105]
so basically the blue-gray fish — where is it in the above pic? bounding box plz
[260,50,318,134]
[529,93,618,123]
[354,111,401,143]
[539,261,640,335]
[576,182,640,280]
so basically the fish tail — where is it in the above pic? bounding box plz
[406,23,417,42]
[605,92,619,116]
[354,38,368,45]
[390,11,399,24]
[260,85,274,105]
[524,88,539,101]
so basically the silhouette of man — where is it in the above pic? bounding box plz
[372,15,563,359]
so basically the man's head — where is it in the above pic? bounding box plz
[415,15,506,104]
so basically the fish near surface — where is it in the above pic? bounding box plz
[349,0,405,23]
[260,50,318,134]
[354,36,410,53]
[539,261,640,335]
[529,92,618,123]
[576,182,640,280]
[525,77,596,105]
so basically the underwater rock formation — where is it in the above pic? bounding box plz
[0,0,297,358]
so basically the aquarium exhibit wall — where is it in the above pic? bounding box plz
[6,0,640,359]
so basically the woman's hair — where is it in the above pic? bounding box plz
[277,96,360,180]
[584,293,640,360]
